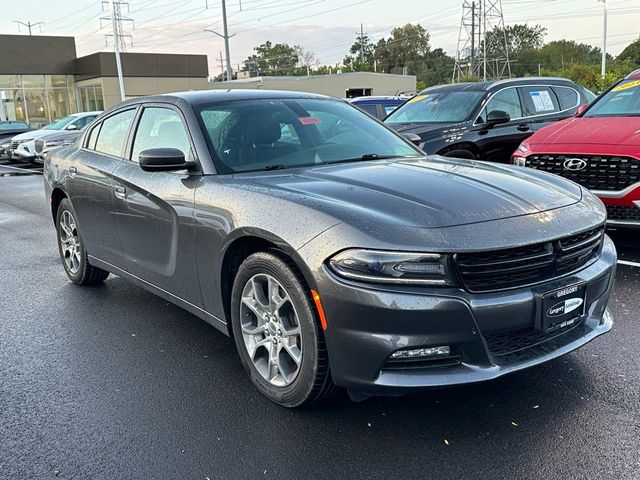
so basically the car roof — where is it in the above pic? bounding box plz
[70,111,103,117]
[349,96,406,104]
[625,69,640,80]
[421,77,578,94]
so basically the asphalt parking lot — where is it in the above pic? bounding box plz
[1,167,638,480]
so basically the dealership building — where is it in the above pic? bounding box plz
[0,34,209,127]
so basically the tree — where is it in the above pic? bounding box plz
[617,37,640,66]
[374,24,431,76]
[293,45,316,75]
[243,41,299,76]
[343,33,375,71]
[485,24,546,60]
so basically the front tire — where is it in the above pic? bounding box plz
[230,252,335,407]
[56,198,109,285]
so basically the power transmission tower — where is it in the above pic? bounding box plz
[453,0,511,82]
[100,0,134,102]
[100,0,134,52]
[14,20,44,35]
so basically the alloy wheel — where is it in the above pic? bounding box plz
[239,274,303,387]
[59,210,81,275]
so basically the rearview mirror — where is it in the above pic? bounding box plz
[139,148,191,172]
[484,110,511,129]
[402,132,422,147]
[575,104,589,116]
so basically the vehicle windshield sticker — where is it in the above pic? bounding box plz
[529,90,555,112]
[407,94,428,104]
[612,79,640,92]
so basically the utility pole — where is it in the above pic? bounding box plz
[218,51,225,79]
[14,21,44,35]
[205,0,235,81]
[360,24,365,65]
[100,0,133,102]
[599,0,607,78]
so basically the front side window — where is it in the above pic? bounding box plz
[42,115,77,130]
[385,90,485,124]
[131,107,191,162]
[485,87,523,120]
[585,79,640,117]
[94,109,136,157]
[196,98,420,174]
[71,115,97,131]
[86,123,101,150]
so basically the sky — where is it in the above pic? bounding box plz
[1,0,639,78]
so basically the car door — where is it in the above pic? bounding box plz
[523,85,578,133]
[64,108,137,267]
[474,86,531,163]
[111,104,202,306]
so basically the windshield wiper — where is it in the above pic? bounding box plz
[327,153,403,165]
[261,164,287,171]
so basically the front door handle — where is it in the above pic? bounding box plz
[68,166,77,176]
[114,186,126,199]
[517,123,530,132]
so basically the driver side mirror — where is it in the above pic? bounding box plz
[575,104,589,116]
[402,132,422,147]
[484,110,511,129]
[139,148,192,172]
[65,124,78,131]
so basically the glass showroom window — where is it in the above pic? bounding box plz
[0,74,76,127]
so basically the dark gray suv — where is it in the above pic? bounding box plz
[44,90,616,407]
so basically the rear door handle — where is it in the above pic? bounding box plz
[114,186,126,199]
[517,124,530,132]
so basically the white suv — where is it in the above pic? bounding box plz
[10,111,101,163]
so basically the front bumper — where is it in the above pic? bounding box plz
[315,235,616,395]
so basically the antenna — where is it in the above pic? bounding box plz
[14,20,44,35]
[453,0,511,82]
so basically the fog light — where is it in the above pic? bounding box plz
[390,346,451,359]
[512,156,526,167]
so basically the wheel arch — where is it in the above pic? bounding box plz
[50,187,68,224]
[437,142,480,159]
[219,229,318,333]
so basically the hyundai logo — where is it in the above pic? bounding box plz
[563,158,587,171]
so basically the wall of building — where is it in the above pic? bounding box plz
[207,72,417,98]
[90,76,210,108]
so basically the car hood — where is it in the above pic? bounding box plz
[239,157,582,229]
[387,122,458,136]
[42,131,82,143]
[530,116,640,146]
[11,129,60,142]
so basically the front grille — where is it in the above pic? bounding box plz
[34,139,44,154]
[525,154,639,192]
[607,205,640,222]
[455,226,604,292]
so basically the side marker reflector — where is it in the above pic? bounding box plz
[311,289,328,330]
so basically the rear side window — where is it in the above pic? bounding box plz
[94,109,136,157]
[520,86,560,116]
[485,87,523,120]
[131,107,191,162]
[72,115,96,131]
[356,104,379,117]
[552,86,580,111]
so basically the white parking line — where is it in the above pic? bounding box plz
[618,259,640,268]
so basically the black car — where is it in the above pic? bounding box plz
[385,77,593,163]
[0,121,31,159]
[44,90,615,407]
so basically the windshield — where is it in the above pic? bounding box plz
[196,98,421,174]
[584,79,640,117]
[42,116,77,130]
[0,122,29,131]
[385,90,485,124]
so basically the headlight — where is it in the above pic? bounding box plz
[327,249,456,286]
[516,143,529,154]
[12,139,26,146]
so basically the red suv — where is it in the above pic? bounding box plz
[512,70,640,228]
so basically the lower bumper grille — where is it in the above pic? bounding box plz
[607,205,640,222]
[454,226,604,292]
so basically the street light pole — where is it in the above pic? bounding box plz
[205,0,234,81]
[110,0,126,101]
[599,0,607,79]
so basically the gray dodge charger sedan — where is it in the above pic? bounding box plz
[44,90,616,407]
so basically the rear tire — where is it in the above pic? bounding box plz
[230,251,335,407]
[56,198,109,285]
